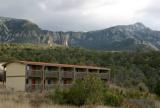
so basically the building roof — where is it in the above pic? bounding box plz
[3,61,110,70]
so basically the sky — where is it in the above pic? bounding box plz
[0,0,160,31]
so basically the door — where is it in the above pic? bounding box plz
[32,79,36,89]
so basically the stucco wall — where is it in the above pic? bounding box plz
[6,63,26,91]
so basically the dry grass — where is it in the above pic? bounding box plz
[0,84,113,108]
[0,100,112,108]
[1,84,160,108]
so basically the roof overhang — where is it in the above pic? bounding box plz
[3,61,110,70]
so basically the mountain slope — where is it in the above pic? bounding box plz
[0,17,160,51]
[0,17,71,46]
[68,23,160,51]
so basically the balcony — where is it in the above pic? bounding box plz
[75,72,87,79]
[45,84,58,90]
[61,71,74,79]
[45,71,59,78]
[26,70,42,78]
[25,84,42,92]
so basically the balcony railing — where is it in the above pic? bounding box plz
[88,72,110,80]
[45,71,59,78]
[25,84,42,92]
[61,71,74,78]
[45,84,58,90]
[88,72,99,76]
[26,70,42,78]
[99,73,110,80]
[62,84,73,88]
[75,72,87,79]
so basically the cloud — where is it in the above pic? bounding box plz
[135,0,160,30]
[140,0,160,17]
[0,0,159,31]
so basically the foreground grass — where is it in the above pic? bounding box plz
[0,100,112,108]
[0,84,160,108]
[1,92,159,108]
[0,85,112,108]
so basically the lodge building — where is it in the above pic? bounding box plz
[2,61,110,92]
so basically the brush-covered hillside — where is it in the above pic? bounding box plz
[0,43,160,94]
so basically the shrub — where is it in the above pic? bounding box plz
[46,88,69,104]
[67,75,106,106]
[29,94,44,108]
[104,91,124,106]
[125,89,143,99]
[123,99,156,108]
[48,75,124,106]
[154,83,160,97]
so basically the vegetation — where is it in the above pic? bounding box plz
[66,75,106,106]
[104,91,123,106]
[48,75,123,107]
[155,82,160,97]
[0,44,160,93]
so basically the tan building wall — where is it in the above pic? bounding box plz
[6,63,26,91]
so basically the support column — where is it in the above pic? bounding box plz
[41,65,45,93]
[73,67,76,83]
[58,67,61,87]
[86,68,89,75]
[108,69,111,83]
[25,65,27,91]
[97,69,100,73]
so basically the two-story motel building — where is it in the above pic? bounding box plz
[2,61,110,92]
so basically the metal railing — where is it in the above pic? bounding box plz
[45,84,58,90]
[26,70,42,78]
[61,71,74,78]
[75,72,87,79]
[88,72,110,80]
[62,84,73,88]
[45,71,59,78]
[99,73,110,80]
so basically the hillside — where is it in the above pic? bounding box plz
[0,17,160,51]
[0,44,160,107]
[0,44,160,93]
[69,23,160,51]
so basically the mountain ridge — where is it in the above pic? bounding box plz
[0,17,160,51]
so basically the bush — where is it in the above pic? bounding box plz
[48,75,124,106]
[154,83,160,97]
[46,88,69,104]
[104,91,124,106]
[123,99,156,108]
[125,89,144,99]
[67,75,106,106]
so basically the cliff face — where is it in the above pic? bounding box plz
[0,17,160,51]
[0,17,63,45]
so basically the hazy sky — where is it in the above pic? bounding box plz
[0,0,160,31]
